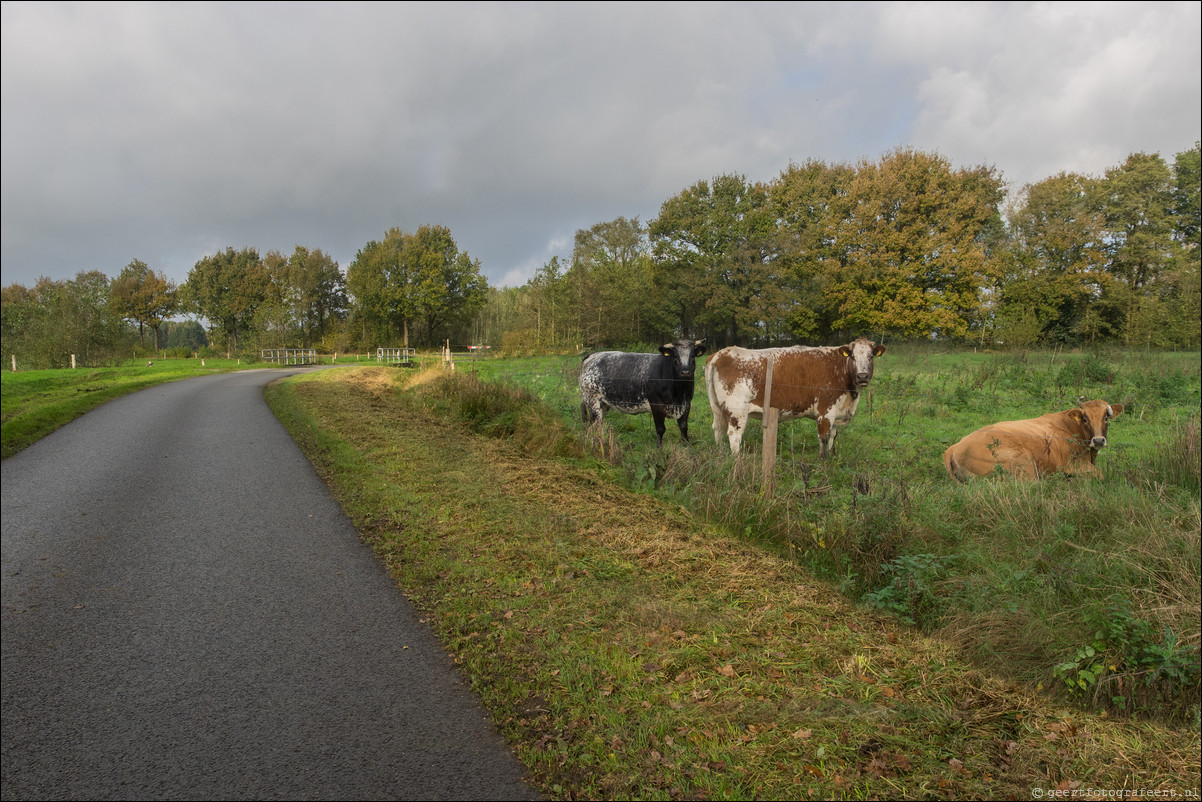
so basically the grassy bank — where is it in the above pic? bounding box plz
[267,365,1199,800]
[455,345,1201,725]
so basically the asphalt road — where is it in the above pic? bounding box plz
[1,368,541,801]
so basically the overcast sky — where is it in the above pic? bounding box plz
[2,1,1199,291]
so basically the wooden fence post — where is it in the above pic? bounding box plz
[762,358,779,497]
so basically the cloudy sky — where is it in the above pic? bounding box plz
[2,2,1199,291]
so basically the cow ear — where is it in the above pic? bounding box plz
[1067,409,1087,425]
[659,344,675,357]
[874,345,886,356]
[1110,404,1124,417]
[694,340,706,356]
[840,347,851,358]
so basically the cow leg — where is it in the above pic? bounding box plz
[651,409,667,448]
[817,419,835,458]
[726,416,746,454]
[711,405,728,447]
[581,394,604,426]
[677,410,690,443]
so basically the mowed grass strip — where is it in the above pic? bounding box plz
[267,367,1200,801]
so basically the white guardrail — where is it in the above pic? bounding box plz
[261,348,318,365]
[376,347,416,365]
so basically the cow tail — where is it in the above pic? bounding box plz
[944,447,963,483]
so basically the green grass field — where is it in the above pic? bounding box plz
[0,358,251,458]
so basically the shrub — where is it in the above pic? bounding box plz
[861,552,956,628]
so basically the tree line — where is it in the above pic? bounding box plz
[491,144,1199,351]
[3,144,1198,369]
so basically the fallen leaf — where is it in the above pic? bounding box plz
[867,755,891,778]
[718,664,737,678]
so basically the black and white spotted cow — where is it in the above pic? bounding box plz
[579,340,706,447]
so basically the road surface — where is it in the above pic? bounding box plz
[2,368,540,801]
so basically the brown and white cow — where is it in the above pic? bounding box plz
[705,338,886,457]
[943,398,1124,481]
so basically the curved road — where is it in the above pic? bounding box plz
[1,368,540,801]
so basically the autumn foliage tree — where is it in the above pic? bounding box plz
[817,149,1005,339]
[110,259,178,351]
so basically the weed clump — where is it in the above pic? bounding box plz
[412,368,584,460]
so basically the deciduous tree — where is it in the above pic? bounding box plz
[110,259,178,351]
[181,247,269,353]
[649,174,778,345]
[346,225,486,347]
[769,159,855,339]
[823,149,1004,340]
[997,172,1109,342]
[569,217,665,347]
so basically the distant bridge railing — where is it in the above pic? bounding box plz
[261,348,318,365]
[377,347,416,366]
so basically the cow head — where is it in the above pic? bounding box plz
[660,340,706,379]
[1069,398,1124,450]
[839,338,886,388]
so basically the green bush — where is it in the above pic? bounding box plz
[861,552,956,628]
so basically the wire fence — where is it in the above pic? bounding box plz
[440,351,1199,457]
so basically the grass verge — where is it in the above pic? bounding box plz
[267,366,1201,800]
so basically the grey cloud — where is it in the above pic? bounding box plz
[2,2,1198,291]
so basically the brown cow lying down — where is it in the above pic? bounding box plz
[943,399,1124,481]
